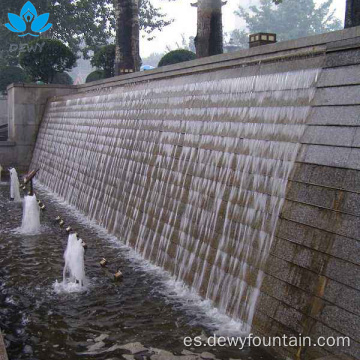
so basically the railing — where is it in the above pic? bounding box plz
[0,124,8,141]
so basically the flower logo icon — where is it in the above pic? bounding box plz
[5,1,52,37]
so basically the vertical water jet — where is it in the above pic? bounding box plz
[62,233,86,287]
[9,168,21,202]
[20,194,41,234]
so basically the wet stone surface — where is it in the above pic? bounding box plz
[0,183,276,360]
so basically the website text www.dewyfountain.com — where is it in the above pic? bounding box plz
[183,334,351,350]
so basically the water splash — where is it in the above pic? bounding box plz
[55,233,86,292]
[31,69,320,329]
[9,168,21,202]
[20,194,41,234]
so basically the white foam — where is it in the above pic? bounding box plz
[34,180,248,336]
[53,279,87,294]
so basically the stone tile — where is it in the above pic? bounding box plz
[261,274,312,313]
[318,66,360,87]
[282,201,337,233]
[323,278,360,316]
[325,257,360,290]
[308,165,346,189]
[291,163,316,183]
[274,304,304,333]
[325,48,360,68]
[341,192,360,216]
[306,321,360,360]
[342,169,360,192]
[317,304,360,342]
[347,148,360,170]
[314,86,360,106]
[286,182,338,210]
[308,106,360,126]
[309,321,359,360]
[255,291,280,318]
[302,126,355,147]
[303,145,351,168]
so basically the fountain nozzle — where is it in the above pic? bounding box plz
[114,269,123,281]
[100,258,107,267]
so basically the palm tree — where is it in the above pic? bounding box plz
[194,0,225,58]
[114,0,140,76]
[345,0,360,28]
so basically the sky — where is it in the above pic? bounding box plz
[140,0,346,57]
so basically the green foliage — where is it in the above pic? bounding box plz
[0,66,27,94]
[19,39,76,84]
[158,49,196,67]
[0,0,173,60]
[86,70,105,83]
[91,45,115,78]
[52,72,74,85]
[228,29,249,50]
[232,0,342,47]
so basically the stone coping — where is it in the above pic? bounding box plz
[0,141,15,147]
[6,26,360,95]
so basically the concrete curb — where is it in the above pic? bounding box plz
[0,330,8,360]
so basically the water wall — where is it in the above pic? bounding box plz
[31,68,318,324]
[27,28,360,360]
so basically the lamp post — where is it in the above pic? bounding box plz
[249,33,277,48]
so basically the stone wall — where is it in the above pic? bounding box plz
[0,96,7,126]
[254,40,360,360]
[0,84,76,172]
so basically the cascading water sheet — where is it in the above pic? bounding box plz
[31,68,319,330]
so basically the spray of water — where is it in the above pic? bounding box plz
[20,195,41,234]
[9,168,21,202]
[55,233,86,293]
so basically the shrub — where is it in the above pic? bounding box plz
[0,66,27,94]
[86,70,105,83]
[91,45,115,78]
[19,39,76,84]
[52,72,74,85]
[158,49,196,67]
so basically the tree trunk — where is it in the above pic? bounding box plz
[345,0,360,28]
[114,0,140,76]
[196,0,223,58]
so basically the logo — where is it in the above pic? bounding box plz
[5,1,52,37]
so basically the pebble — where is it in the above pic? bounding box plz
[118,342,148,354]
[87,340,106,352]
[106,344,124,352]
[23,345,33,354]
[95,333,109,342]
[200,352,216,359]
[123,355,135,360]
[182,349,197,356]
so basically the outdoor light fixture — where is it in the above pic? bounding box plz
[249,33,277,48]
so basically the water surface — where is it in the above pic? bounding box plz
[0,183,276,360]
